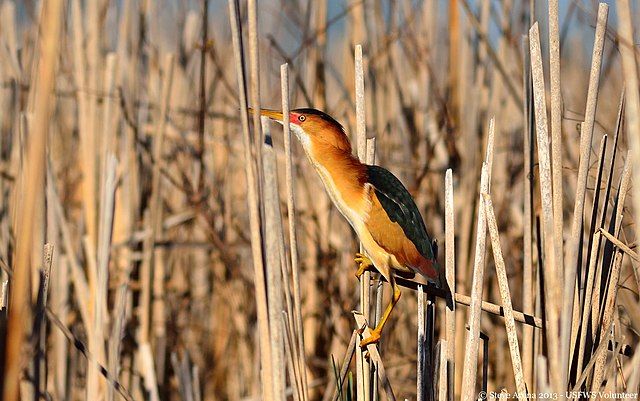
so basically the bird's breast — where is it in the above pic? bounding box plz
[311,162,370,231]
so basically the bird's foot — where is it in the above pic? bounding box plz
[354,253,374,279]
[359,327,381,348]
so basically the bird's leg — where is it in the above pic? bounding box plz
[360,274,401,348]
[354,252,376,279]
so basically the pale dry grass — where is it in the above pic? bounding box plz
[0,1,638,401]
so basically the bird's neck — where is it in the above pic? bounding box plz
[307,141,369,214]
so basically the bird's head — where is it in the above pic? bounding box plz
[250,107,352,153]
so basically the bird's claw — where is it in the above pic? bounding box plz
[354,253,374,279]
[359,328,381,348]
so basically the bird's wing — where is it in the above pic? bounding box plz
[365,165,436,262]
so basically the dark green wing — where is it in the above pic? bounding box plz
[366,165,436,261]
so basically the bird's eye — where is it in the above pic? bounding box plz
[298,115,306,122]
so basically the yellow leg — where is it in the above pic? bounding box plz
[360,274,401,347]
[354,252,376,279]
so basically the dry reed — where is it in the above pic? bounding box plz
[0,2,638,401]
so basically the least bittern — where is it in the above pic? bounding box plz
[256,107,440,347]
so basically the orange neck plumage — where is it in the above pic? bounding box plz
[302,133,369,218]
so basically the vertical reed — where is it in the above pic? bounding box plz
[530,22,561,391]
[3,1,63,400]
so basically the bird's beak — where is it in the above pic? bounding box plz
[247,108,284,124]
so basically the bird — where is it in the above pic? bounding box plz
[255,107,440,347]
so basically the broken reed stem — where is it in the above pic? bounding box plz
[460,118,494,401]
[444,169,455,401]
[617,0,640,272]
[560,4,608,384]
[280,63,309,401]
[354,43,371,401]
[227,1,273,400]
[354,313,396,401]
[3,0,63,400]
[262,119,287,400]
[529,23,562,392]
[396,279,543,328]
[483,193,526,401]
[598,228,640,263]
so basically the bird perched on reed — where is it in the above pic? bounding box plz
[255,107,440,347]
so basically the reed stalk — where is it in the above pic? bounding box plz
[461,118,494,401]
[529,23,562,391]
[3,0,62,399]
[560,5,608,383]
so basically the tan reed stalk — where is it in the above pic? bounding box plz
[444,168,455,401]
[617,1,640,276]
[354,43,371,401]
[262,117,287,399]
[435,340,448,401]
[591,216,629,387]
[571,135,607,374]
[139,54,174,346]
[448,0,460,125]
[598,229,639,263]
[590,158,631,339]
[483,193,526,401]
[71,0,98,248]
[548,0,563,285]
[87,154,117,399]
[272,87,304,401]
[417,285,426,401]
[248,0,264,182]
[49,173,91,330]
[392,279,543,328]
[366,137,378,400]
[282,312,301,401]
[100,54,118,164]
[137,342,160,401]
[227,2,272,399]
[34,244,53,398]
[3,0,62,399]
[45,167,65,400]
[536,356,550,395]
[560,4,608,382]
[281,63,309,401]
[570,323,612,395]
[107,282,129,401]
[460,118,494,401]
[521,33,535,389]
[50,252,68,400]
[529,22,562,392]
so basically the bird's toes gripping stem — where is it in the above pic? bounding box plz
[359,327,381,348]
[354,252,375,279]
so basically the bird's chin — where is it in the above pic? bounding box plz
[289,124,311,149]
